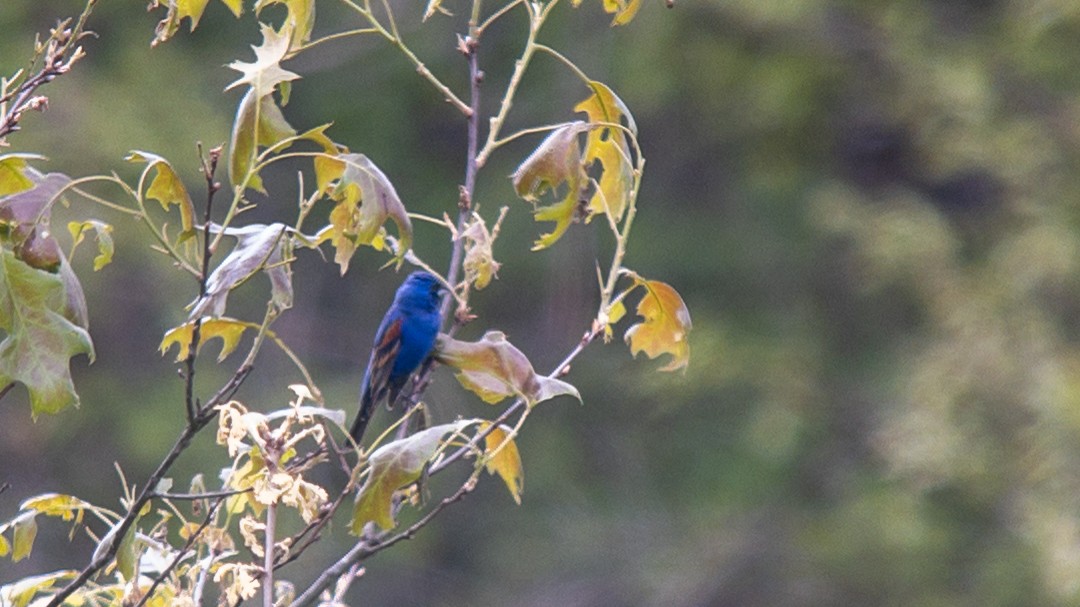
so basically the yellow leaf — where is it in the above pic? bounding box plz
[577,0,642,25]
[20,493,90,523]
[624,279,692,371]
[325,154,413,273]
[159,317,250,363]
[219,0,244,18]
[177,0,211,29]
[512,123,590,250]
[435,332,581,407]
[604,299,626,342]
[351,422,468,533]
[482,424,523,504]
[68,220,115,271]
[0,532,9,558]
[0,154,44,197]
[255,0,316,50]
[574,81,636,223]
[125,151,195,233]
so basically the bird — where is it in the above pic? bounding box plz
[350,271,444,444]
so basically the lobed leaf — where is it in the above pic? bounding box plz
[624,278,692,371]
[126,151,196,234]
[0,250,94,417]
[482,424,524,504]
[575,81,637,223]
[255,0,316,51]
[435,331,581,407]
[511,123,590,250]
[226,23,299,98]
[160,317,250,363]
[67,220,115,271]
[188,223,293,318]
[351,422,470,533]
[326,153,413,273]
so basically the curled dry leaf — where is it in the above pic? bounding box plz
[188,223,293,319]
[512,123,590,250]
[435,331,581,407]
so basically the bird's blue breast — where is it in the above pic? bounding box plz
[390,310,440,378]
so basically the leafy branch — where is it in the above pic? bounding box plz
[0,0,96,141]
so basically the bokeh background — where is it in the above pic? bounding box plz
[5,0,1080,605]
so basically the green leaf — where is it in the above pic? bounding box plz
[482,424,523,504]
[226,23,300,98]
[575,81,636,223]
[188,223,293,318]
[624,278,692,371]
[511,123,589,250]
[326,154,413,274]
[351,422,469,533]
[10,512,37,562]
[435,331,581,407]
[115,518,139,581]
[67,220,115,271]
[160,317,251,362]
[0,154,44,197]
[255,0,316,51]
[0,250,94,417]
[126,151,196,234]
[228,89,298,193]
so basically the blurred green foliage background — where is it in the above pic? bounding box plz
[6,0,1080,605]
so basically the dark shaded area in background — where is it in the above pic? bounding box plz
[4,0,1080,605]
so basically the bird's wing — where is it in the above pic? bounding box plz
[366,315,403,405]
[351,316,404,443]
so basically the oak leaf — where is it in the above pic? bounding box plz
[625,279,692,371]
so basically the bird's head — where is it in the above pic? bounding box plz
[395,271,445,310]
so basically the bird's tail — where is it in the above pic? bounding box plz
[350,377,376,444]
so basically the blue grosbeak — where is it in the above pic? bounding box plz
[349,271,443,443]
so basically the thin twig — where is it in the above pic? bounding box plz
[153,488,249,501]
[288,477,478,607]
[0,0,96,139]
[133,497,226,607]
[184,144,223,424]
[263,503,277,607]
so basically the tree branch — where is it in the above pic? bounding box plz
[288,476,478,607]
[0,0,96,140]
[133,496,226,607]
